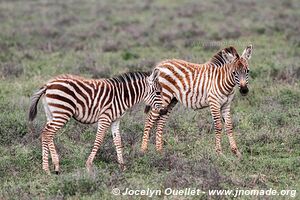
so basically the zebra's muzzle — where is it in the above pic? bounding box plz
[239,86,249,96]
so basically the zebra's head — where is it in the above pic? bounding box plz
[145,69,163,111]
[226,45,253,96]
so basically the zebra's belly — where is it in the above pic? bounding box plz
[177,91,209,109]
[73,105,122,124]
[191,101,209,110]
[73,107,99,124]
[73,113,98,124]
[176,96,209,109]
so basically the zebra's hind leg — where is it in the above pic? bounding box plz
[86,118,111,173]
[41,129,50,174]
[48,115,70,174]
[41,118,68,174]
[111,119,126,171]
[141,109,160,153]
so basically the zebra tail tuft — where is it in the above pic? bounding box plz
[29,86,47,121]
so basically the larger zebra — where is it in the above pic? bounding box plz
[29,70,163,174]
[141,45,253,158]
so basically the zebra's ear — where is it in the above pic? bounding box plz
[221,50,236,63]
[242,45,253,60]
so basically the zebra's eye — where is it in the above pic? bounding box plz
[156,92,161,95]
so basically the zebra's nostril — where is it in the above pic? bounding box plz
[239,87,249,95]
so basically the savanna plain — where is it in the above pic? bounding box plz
[0,0,299,199]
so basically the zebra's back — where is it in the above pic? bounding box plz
[156,59,211,109]
[43,72,155,124]
[44,75,113,124]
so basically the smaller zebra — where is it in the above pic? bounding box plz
[29,70,162,174]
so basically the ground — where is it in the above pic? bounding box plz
[0,0,299,199]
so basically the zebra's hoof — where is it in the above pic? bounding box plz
[156,147,163,153]
[140,148,147,155]
[53,165,60,175]
[86,162,94,174]
[119,164,127,171]
[43,167,51,175]
[216,150,224,156]
[45,170,51,175]
[236,151,242,160]
[137,150,145,157]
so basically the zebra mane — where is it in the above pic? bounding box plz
[110,71,151,83]
[52,72,151,83]
[208,46,239,67]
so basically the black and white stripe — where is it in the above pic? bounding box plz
[29,71,162,174]
[141,45,253,158]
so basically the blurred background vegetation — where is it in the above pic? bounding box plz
[0,0,299,199]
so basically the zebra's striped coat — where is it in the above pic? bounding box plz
[29,71,162,174]
[141,46,253,157]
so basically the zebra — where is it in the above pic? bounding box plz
[28,70,163,174]
[141,45,253,158]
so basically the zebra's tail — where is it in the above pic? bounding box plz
[29,86,47,121]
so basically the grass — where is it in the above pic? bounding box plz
[0,0,299,199]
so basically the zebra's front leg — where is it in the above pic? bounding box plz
[111,119,126,171]
[221,104,242,159]
[141,109,160,153]
[86,119,110,172]
[155,99,178,152]
[209,102,223,156]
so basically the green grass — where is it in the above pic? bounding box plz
[0,0,299,199]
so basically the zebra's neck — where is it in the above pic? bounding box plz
[109,73,149,109]
[221,63,237,94]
